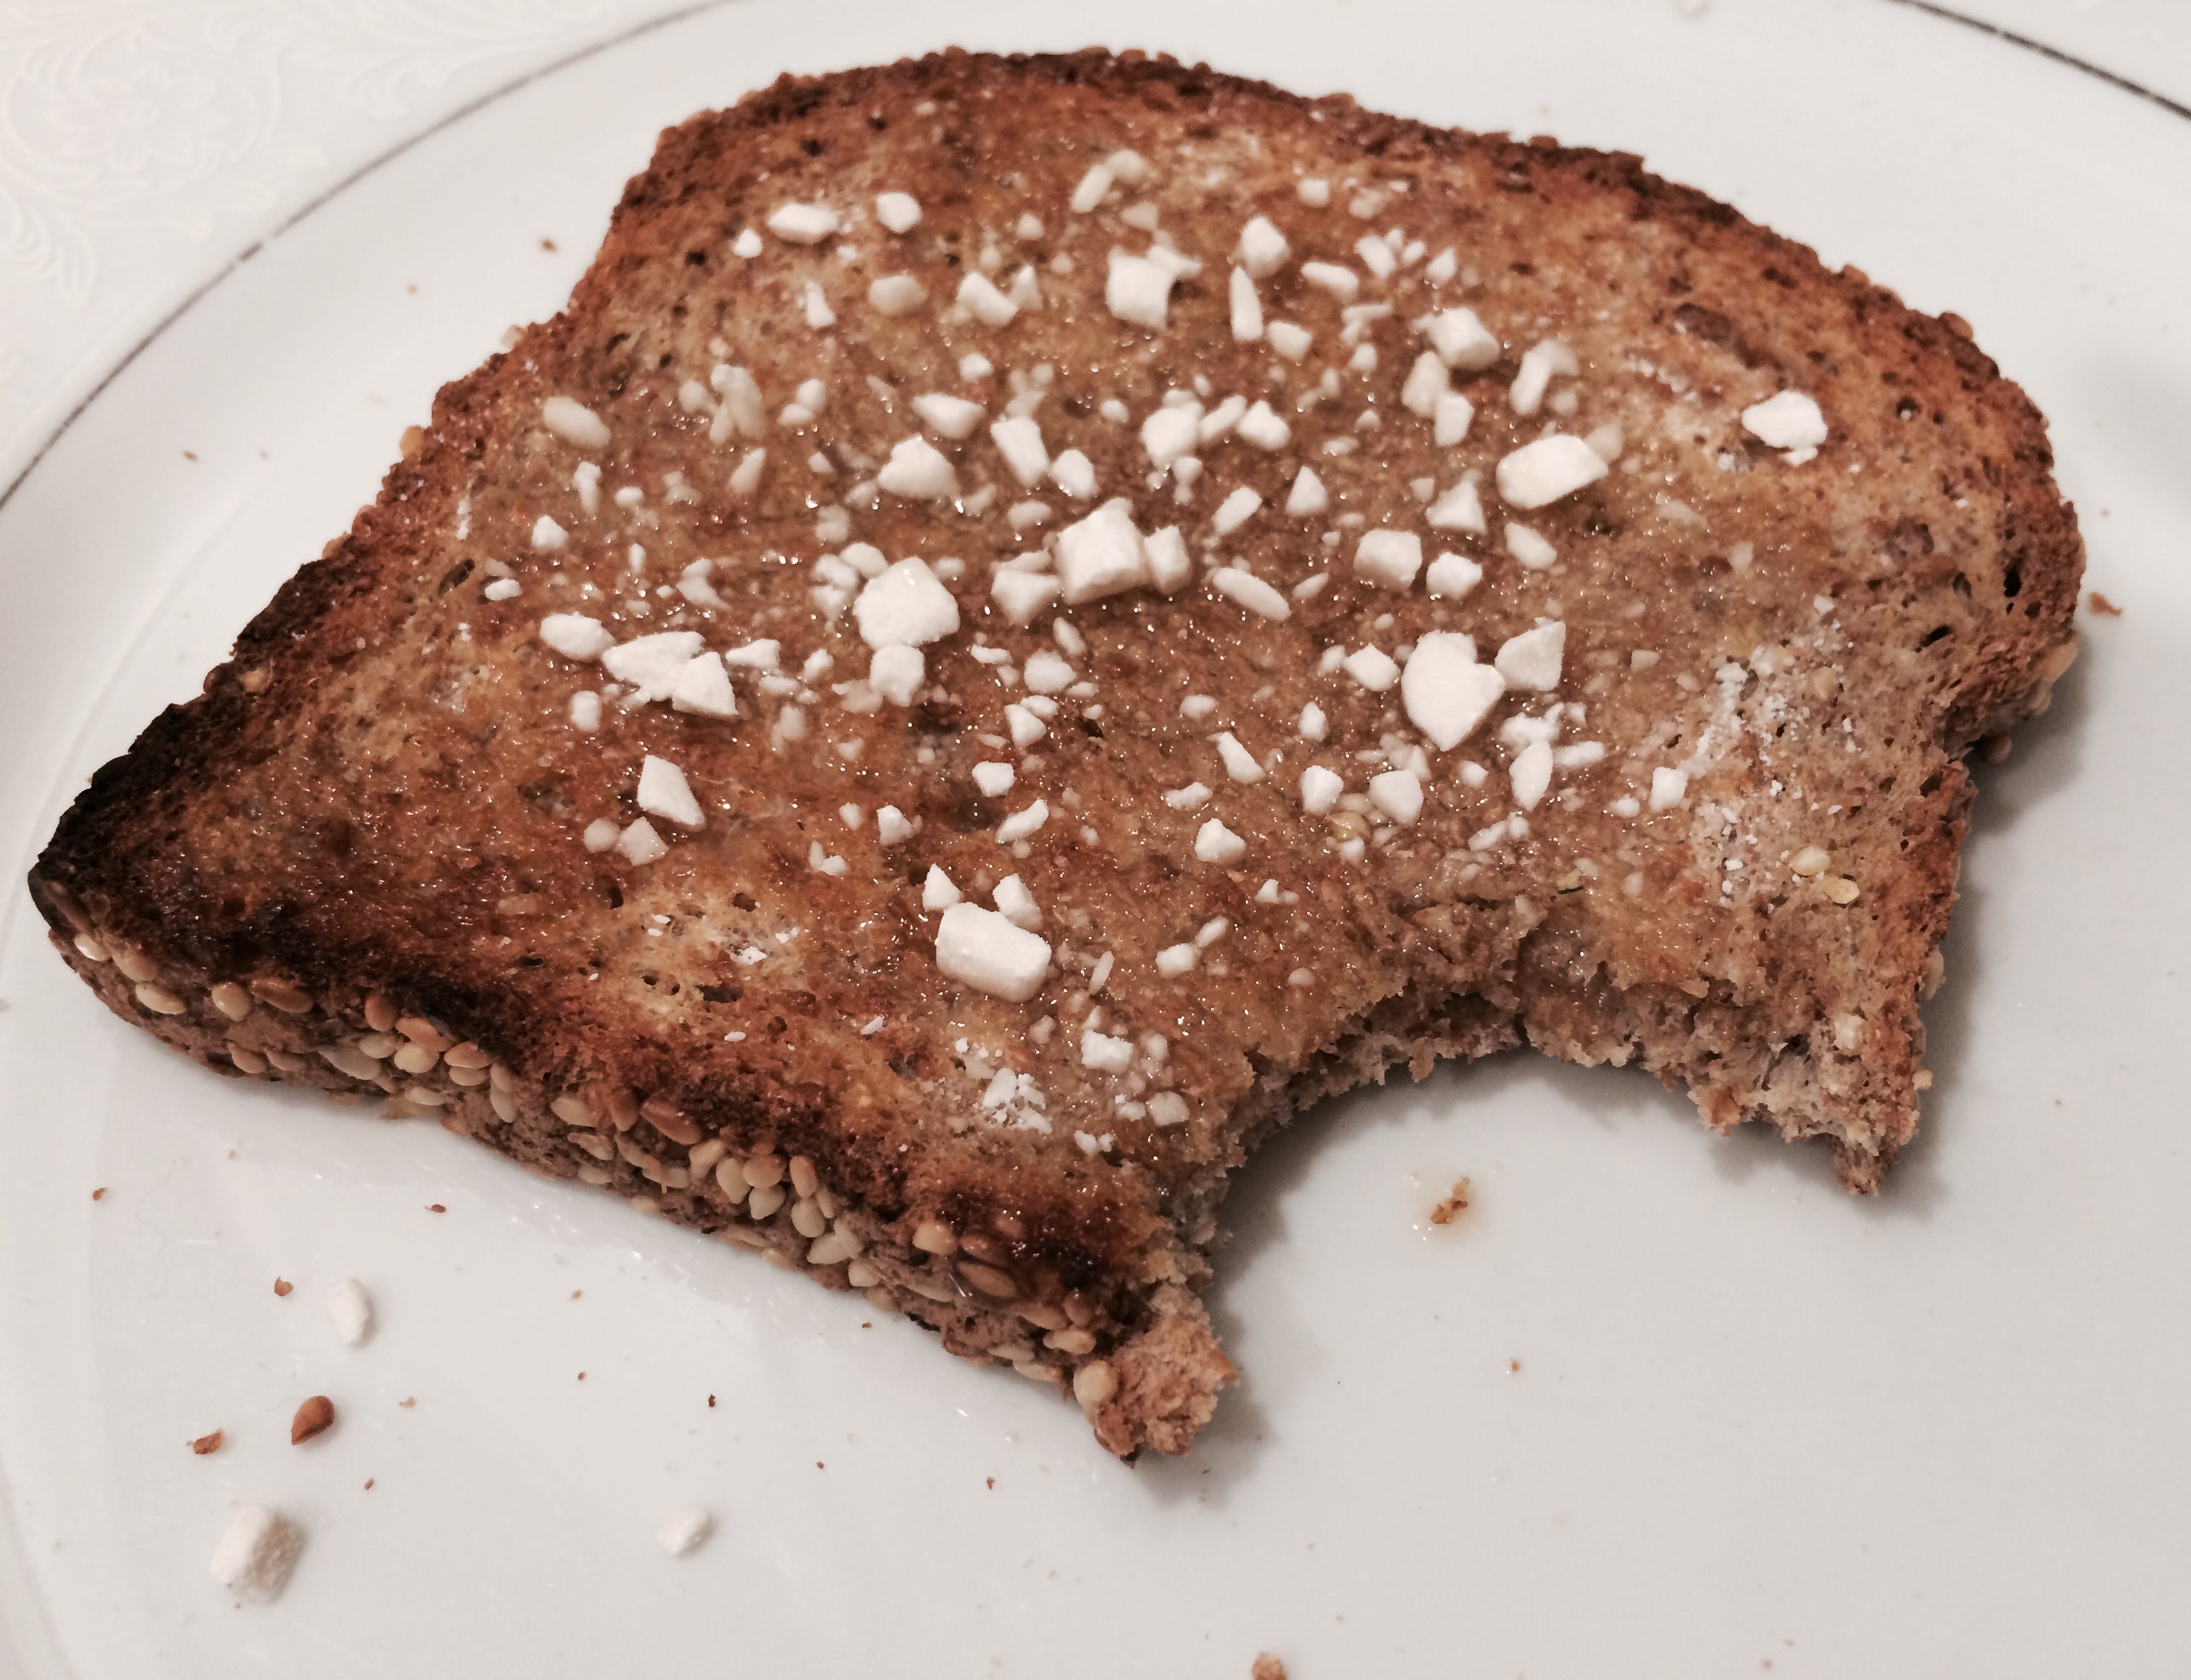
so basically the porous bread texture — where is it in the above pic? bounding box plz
[28,49,2082,1457]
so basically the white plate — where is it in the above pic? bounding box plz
[2,3,2187,1675]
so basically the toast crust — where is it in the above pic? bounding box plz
[29,49,2081,1455]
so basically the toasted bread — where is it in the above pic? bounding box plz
[28,50,2082,1456]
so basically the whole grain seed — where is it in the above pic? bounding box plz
[1073,1360,1119,1408]
[251,976,314,1014]
[744,1152,786,1188]
[954,1260,1021,1301]
[747,1183,788,1220]
[112,946,159,983]
[913,1219,959,1254]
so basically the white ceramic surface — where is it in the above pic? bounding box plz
[1,3,2187,1676]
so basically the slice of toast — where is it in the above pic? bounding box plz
[28,50,2081,1456]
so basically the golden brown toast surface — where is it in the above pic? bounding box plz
[29,50,2081,1455]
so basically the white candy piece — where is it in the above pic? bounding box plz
[1649,766,1691,812]
[1495,621,1567,692]
[676,558,725,609]
[876,806,913,845]
[1426,480,1487,534]
[1742,390,1830,450]
[1301,261,1359,301]
[326,1278,374,1346]
[637,756,704,829]
[670,651,737,718]
[603,631,704,701]
[617,819,666,865]
[1141,404,1201,470]
[1106,251,1177,329]
[1422,307,1501,370]
[993,873,1041,931]
[539,614,613,661]
[1509,344,1559,416]
[657,1507,714,1556]
[1081,1026,1134,1071]
[973,761,1016,798]
[540,396,611,449]
[1286,467,1328,516]
[767,203,839,243]
[1216,732,1265,783]
[210,1506,302,1601]
[957,271,1017,326]
[1209,567,1291,621]
[712,365,765,439]
[1235,400,1290,450]
[1401,632,1504,750]
[1368,769,1424,825]
[1006,704,1047,747]
[1425,553,1483,600]
[1017,654,1072,697]
[1054,501,1149,605]
[855,558,961,648]
[996,800,1049,843]
[1195,820,1247,865]
[1143,525,1192,593]
[1265,321,1312,361]
[1510,739,1555,811]
[868,644,925,706]
[875,435,960,501]
[935,903,1051,1002]
[1156,943,1197,978]
[1401,351,1449,418]
[1496,434,1610,509]
[1434,392,1475,447]
[1344,646,1401,692]
[724,639,779,670]
[1505,522,1558,570]
[1164,782,1211,810]
[1236,215,1291,278]
[913,392,986,440]
[1212,486,1263,537]
[1230,267,1263,341]
[923,866,961,910]
[869,274,927,315]
[1070,163,1114,213]
[874,190,921,233]
[1300,765,1344,814]
[1105,148,1151,185]
[991,415,1049,487]
[1354,529,1424,591]
[531,515,568,551]
[991,566,1062,626]
[1049,449,1097,500]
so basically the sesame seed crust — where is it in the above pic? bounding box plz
[28,49,2081,1456]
